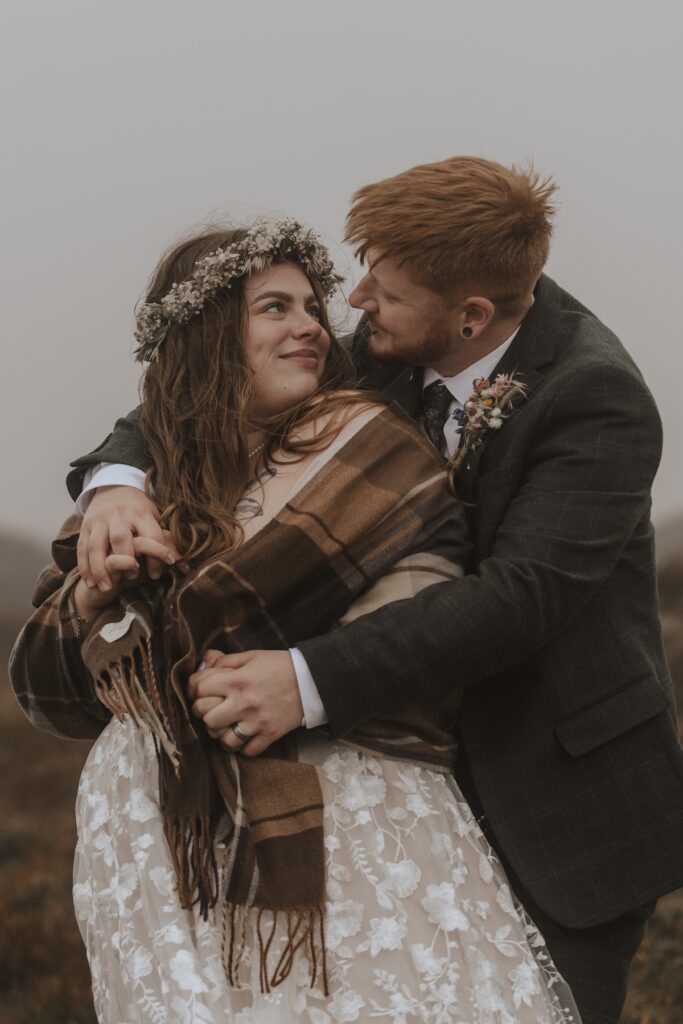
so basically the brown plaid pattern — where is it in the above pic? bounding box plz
[10,405,469,992]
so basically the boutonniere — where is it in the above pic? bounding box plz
[450,373,526,473]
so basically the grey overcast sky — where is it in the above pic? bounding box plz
[1,0,681,544]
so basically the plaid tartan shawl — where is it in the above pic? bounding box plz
[10,405,469,991]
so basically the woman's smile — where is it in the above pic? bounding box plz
[244,262,330,415]
[279,347,321,367]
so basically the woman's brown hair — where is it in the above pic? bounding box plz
[139,227,370,564]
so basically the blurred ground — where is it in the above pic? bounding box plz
[0,627,96,1024]
[1,557,682,1024]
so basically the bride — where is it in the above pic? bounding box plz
[10,218,580,1024]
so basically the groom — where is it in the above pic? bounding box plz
[67,157,683,1024]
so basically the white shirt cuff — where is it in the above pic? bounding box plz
[289,647,328,728]
[75,463,148,517]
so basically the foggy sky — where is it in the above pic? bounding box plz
[1,0,681,545]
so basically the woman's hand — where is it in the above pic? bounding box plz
[187,649,304,757]
[78,486,184,592]
[73,535,180,624]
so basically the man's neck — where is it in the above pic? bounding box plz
[428,318,521,377]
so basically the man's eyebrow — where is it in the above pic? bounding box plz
[366,263,390,290]
[369,271,397,297]
[367,252,388,276]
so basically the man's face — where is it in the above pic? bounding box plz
[348,250,461,366]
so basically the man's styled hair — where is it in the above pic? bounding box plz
[345,156,557,314]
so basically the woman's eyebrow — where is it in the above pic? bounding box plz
[251,289,318,305]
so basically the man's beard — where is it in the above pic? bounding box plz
[367,320,455,367]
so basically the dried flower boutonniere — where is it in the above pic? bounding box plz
[449,373,527,474]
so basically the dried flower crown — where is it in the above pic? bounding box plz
[133,218,344,363]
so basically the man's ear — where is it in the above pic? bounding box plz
[461,297,495,338]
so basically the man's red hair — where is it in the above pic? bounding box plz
[345,156,557,312]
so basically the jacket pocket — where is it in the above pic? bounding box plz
[555,675,670,757]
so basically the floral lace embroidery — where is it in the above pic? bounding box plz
[74,722,579,1024]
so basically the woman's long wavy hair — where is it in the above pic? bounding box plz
[139,227,370,564]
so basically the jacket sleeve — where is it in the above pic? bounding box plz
[298,360,663,735]
[66,406,149,501]
[8,534,113,740]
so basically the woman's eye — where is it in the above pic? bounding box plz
[264,302,285,313]
[307,306,322,321]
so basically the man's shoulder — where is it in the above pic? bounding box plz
[542,276,648,390]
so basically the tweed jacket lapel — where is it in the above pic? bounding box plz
[382,365,422,417]
[454,274,562,486]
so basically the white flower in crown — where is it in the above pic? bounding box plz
[133,218,343,363]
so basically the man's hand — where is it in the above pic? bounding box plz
[78,485,182,591]
[73,535,179,623]
[188,650,304,757]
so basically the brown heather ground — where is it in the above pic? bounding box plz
[1,559,682,1023]
[0,621,96,1024]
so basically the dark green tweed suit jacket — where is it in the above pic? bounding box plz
[67,275,683,929]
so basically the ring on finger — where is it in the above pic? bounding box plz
[230,722,253,746]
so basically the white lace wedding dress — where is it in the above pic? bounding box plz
[73,410,581,1024]
[74,723,580,1024]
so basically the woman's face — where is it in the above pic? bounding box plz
[243,262,331,417]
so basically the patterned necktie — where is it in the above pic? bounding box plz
[422,380,452,451]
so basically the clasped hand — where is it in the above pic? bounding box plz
[76,485,303,755]
[188,649,304,756]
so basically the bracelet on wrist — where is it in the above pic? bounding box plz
[76,612,90,639]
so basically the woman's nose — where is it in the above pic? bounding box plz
[292,311,323,338]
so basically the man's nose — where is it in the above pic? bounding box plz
[349,277,378,313]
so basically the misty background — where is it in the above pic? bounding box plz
[1,0,682,586]
[1,6,683,1020]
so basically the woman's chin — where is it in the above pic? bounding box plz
[255,380,324,417]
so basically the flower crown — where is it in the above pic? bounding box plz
[133,218,344,363]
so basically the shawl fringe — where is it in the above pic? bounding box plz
[163,813,219,919]
[224,903,328,996]
[93,635,181,773]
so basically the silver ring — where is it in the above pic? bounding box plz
[230,722,252,746]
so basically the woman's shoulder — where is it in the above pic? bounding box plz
[289,393,443,477]
[291,391,386,447]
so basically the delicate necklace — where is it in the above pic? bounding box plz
[248,441,266,459]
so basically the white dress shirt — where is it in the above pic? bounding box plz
[78,463,147,516]
[421,328,519,458]
[77,329,520,728]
